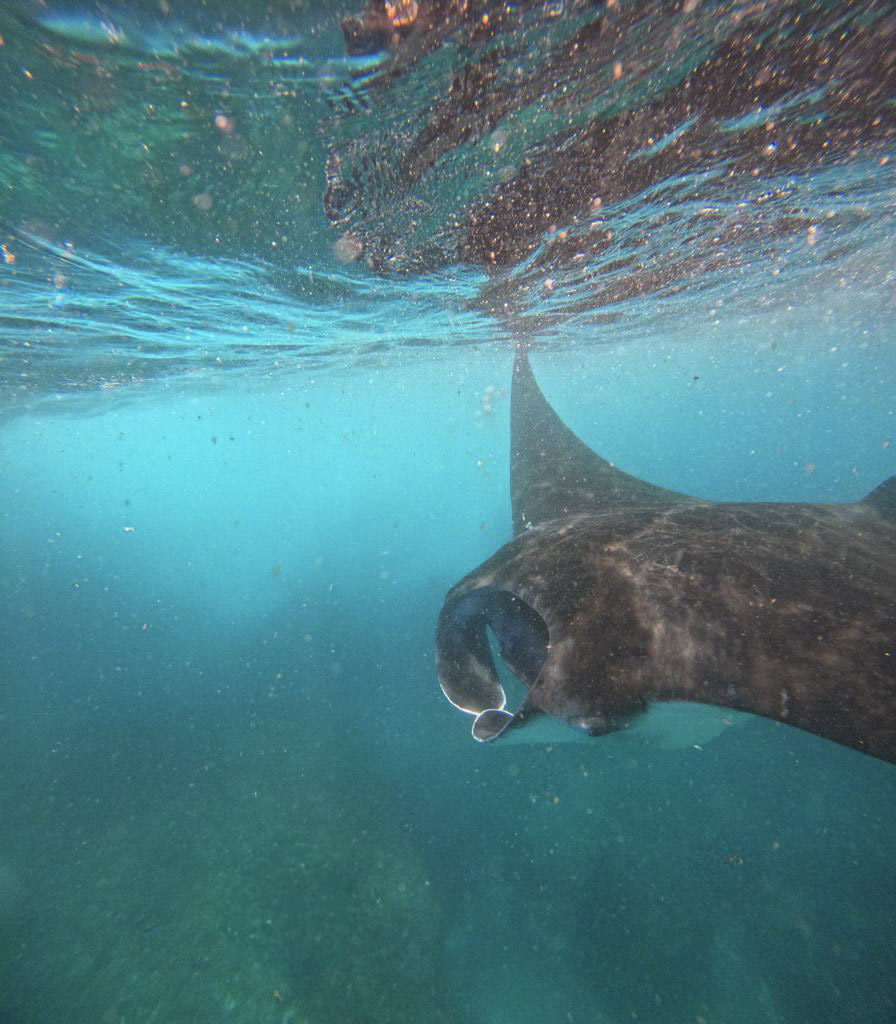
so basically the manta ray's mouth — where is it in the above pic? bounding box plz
[435,586,549,735]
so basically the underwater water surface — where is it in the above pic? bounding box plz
[1,2,895,1023]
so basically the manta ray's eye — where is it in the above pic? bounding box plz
[436,587,548,716]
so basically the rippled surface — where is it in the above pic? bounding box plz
[1,227,489,412]
[325,0,896,327]
[1,0,895,397]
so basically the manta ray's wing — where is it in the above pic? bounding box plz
[510,345,694,534]
[864,475,896,521]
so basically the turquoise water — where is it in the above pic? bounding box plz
[1,2,895,1023]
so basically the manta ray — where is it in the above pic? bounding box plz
[436,346,896,762]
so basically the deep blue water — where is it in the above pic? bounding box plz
[2,3,895,1023]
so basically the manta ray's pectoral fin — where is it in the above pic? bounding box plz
[863,475,896,520]
[510,344,694,533]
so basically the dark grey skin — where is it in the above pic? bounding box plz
[436,347,896,762]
